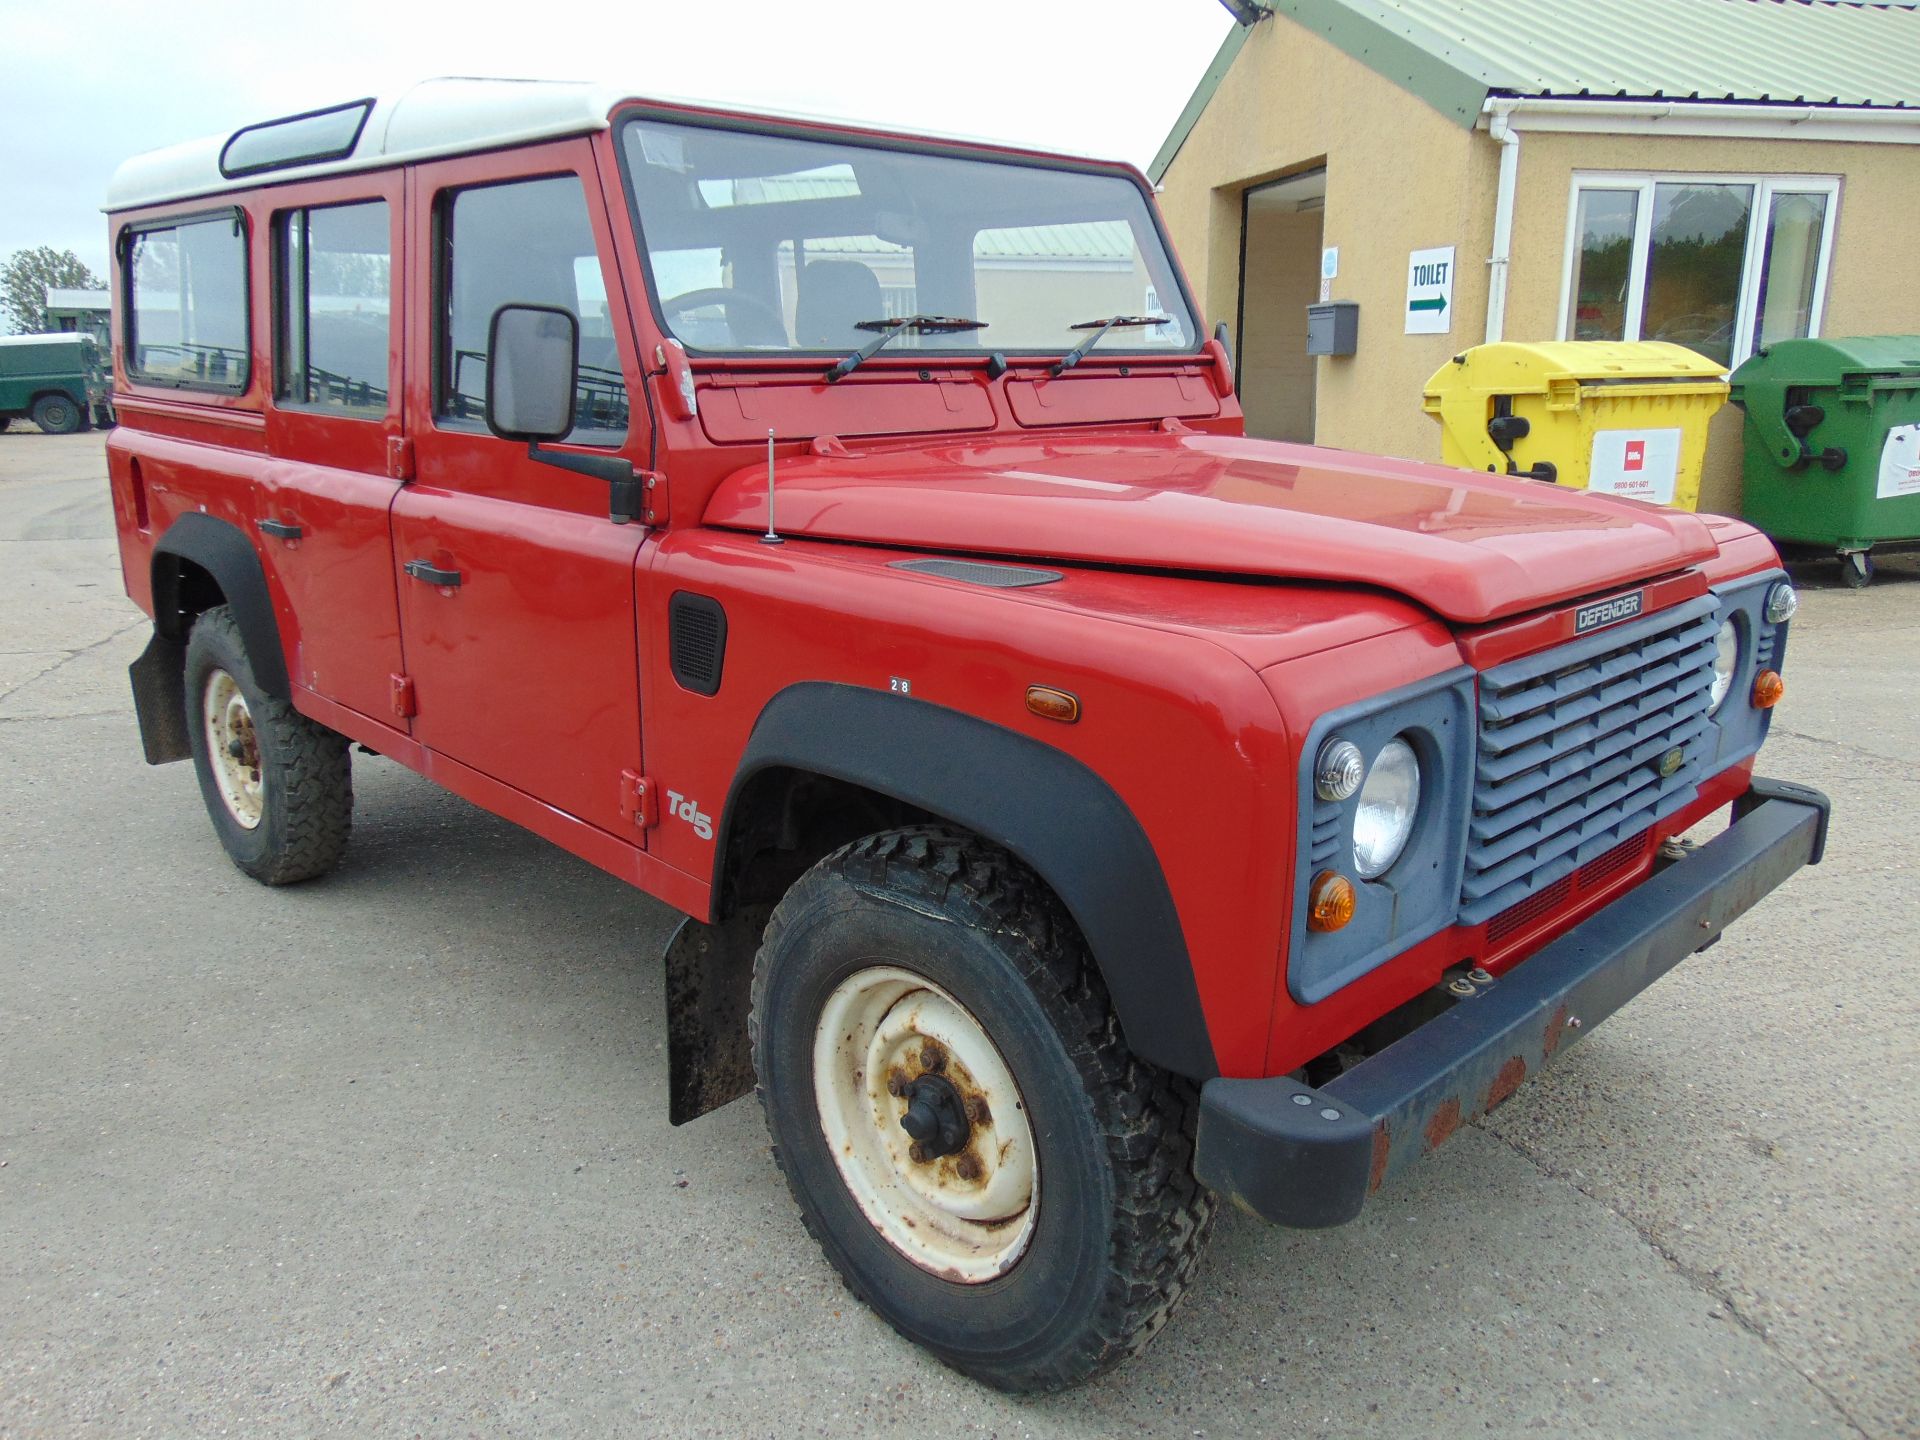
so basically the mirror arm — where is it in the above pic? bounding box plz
[526,442,643,525]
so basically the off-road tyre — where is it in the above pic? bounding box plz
[30,393,83,435]
[750,825,1215,1392]
[184,605,351,884]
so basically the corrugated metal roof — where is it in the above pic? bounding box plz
[1364,0,1920,108]
[1153,0,1920,177]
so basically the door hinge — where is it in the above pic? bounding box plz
[390,672,417,719]
[641,471,668,526]
[619,769,658,829]
[387,436,415,482]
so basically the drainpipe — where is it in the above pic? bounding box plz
[1484,100,1521,344]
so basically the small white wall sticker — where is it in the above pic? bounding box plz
[1877,424,1920,500]
[1588,428,1684,506]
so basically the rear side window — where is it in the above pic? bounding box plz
[436,174,628,444]
[276,201,391,416]
[126,212,249,391]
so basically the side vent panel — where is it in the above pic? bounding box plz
[669,592,728,697]
[888,558,1064,588]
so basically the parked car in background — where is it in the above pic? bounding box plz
[0,332,110,433]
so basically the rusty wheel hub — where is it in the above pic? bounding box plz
[813,966,1037,1282]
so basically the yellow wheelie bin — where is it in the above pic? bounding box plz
[1424,341,1729,509]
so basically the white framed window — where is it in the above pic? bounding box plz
[1556,172,1840,370]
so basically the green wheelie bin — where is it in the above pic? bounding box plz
[1729,336,1920,587]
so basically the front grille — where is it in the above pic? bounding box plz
[1461,596,1718,923]
[1483,828,1651,944]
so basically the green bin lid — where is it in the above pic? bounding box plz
[1731,335,1920,391]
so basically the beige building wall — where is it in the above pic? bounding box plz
[1156,17,1496,462]
[1157,15,1920,517]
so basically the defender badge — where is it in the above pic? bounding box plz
[1575,590,1644,634]
[1657,747,1686,778]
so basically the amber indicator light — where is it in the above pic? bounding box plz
[1307,871,1356,932]
[1751,669,1784,709]
[1025,686,1081,723]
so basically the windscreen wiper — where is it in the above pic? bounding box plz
[825,314,987,383]
[1049,314,1173,377]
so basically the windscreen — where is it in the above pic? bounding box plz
[620,117,1197,358]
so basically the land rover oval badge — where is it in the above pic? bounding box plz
[1658,747,1686,778]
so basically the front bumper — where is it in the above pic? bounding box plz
[1195,777,1831,1228]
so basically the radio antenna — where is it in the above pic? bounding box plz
[761,428,784,545]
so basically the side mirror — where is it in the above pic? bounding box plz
[485,303,578,442]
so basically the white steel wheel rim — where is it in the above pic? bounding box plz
[203,668,264,829]
[813,966,1037,1282]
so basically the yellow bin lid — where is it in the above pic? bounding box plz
[1425,340,1729,403]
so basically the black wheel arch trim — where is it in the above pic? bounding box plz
[716,682,1220,1079]
[151,511,290,699]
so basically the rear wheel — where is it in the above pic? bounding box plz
[30,393,82,435]
[184,606,352,883]
[751,826,1214,1392]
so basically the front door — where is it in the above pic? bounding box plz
[393,141,649,838]
[258,176,408,725]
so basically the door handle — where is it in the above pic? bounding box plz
[404,558,463,587]
[258,518,303,540]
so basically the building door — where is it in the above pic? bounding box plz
[1237,169,1325,444]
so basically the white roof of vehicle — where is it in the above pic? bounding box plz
[45,288,109,310]
[0,333,88,347]
[105,77,1108,213]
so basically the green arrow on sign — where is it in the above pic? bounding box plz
[1409,294,1448,313]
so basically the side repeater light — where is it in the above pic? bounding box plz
[1752,670,1785,709]
[1025,686,1080,723]
[1307,871,1356,932]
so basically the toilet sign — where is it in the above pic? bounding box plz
[1590,428,1684,504]
[1404,246,1454,335]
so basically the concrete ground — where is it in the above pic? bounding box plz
[0,429,1914,1438]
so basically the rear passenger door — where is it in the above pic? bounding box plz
[393,141,648,837]
[259,175,409,729]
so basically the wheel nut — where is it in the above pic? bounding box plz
[919,1042,946,1073]
[954,1153,983,1182]
[908,1142,928,1164]
[886,1070,909,1098]
[964,1095,991,1127]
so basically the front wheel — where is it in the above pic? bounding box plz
[751,827,1215,1392]
[184,606,352,883]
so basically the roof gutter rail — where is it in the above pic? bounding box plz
[1477,95,1920,147]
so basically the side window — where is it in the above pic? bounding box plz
[276,201,391,415]
[126,212,249,391]
[437,174,628,443]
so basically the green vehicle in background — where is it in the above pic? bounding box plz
[0,333,112,434]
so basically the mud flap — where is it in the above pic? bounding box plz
[664,903,771,1125]
[129,630,189,764]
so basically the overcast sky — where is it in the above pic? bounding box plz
[0,0,1235,280]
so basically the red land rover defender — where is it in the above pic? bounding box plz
[104,79,1830,1391]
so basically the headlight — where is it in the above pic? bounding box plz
[1708,619,1739,715]
[1353,737,1420,879]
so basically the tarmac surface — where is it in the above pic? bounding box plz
[1,429,1915,1438]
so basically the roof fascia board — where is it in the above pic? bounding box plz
[1485,96,1920,147]
[1150,22,1255,181]
[1267,0,1492,127]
